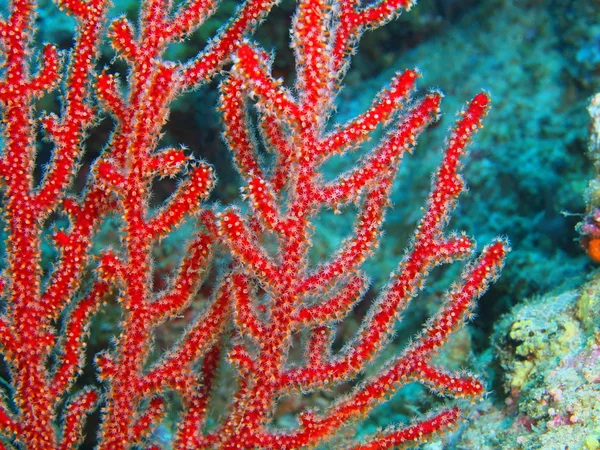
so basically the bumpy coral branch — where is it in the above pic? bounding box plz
[0,0,275,448]
[211,0,508,446]
[0,0,110,447]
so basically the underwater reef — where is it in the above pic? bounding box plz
[0,0,598,447]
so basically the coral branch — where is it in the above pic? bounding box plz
[59,388,99,450]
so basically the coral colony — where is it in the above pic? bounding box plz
[0,0,507,448]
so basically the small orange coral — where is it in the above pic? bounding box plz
[587,238,600,263]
